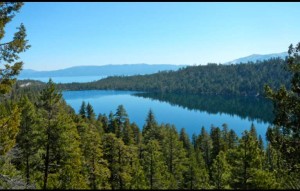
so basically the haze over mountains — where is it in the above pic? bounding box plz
[19,52,288,79]
[19,64,186,78]
[224,52,288,65]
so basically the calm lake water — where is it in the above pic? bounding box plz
[62,90,274,141]
[18,76,106,83]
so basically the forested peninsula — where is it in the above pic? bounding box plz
[58,58,291,97]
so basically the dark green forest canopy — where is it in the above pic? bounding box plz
[57,57,291,97]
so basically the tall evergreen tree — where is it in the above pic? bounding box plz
[265,42,300,186]
[102,133,132,189]
[142,109,161,143]
[183,148,210,189]
[196,127,213,171]
[228,127,278,189]
[227,129,238,150]
[79,101,86,119]
[78,122,110,189]
[0,102,20,155]
[0,2,30,95]
[15,96,41,188]
[180,128,191,151]
[122,119,134,145]
[142,140,169,189]
[210,126,225,161]
[211,151,231,189]
[162,125,188,189]
[86,102,95,121]
[114,105,128,138]
[39,79,86,189]
[108,111,116,133]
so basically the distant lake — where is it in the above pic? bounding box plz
[18,75,106,83]
[62,90,274,142]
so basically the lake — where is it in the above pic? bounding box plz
[62,90,274,142]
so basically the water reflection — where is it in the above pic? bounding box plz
[133,92,274,124]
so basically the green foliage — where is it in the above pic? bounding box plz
[79,101,86,119]
[0,102,20,155]
[0,154,28,189]
[142,109,162,143]
[59,57,291,97]
[228,128,266,189]
[196,127,213,171]
[161,125,188,189]
[102,133,133,189]
[183,148,210,189]
[86,102,95,120]
[77,121,110,189]
[142,140,169,189]
[265,42,300,187]
[211,151,231,189]
[180,128,191,151]
[15,96,42,188]
[38,79,87,189]
[0,2,30,95]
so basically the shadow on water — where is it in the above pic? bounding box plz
[133,92,274,124]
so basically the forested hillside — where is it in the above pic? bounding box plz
[0,80,291,189]
[59,58,291,96]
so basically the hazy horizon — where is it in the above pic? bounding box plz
[4,2,299,70]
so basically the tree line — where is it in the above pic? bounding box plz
[58,57,292,97]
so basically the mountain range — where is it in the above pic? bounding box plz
[19,52,288,79]
[19,64,186,78]
[224,52,288,64]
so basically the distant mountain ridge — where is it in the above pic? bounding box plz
[224,52,288,65]
[19,64,186,78]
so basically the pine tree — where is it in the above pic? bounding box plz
[183,148,210,189]
[227,129,238,149]
[122,119,134,145]
[265,42,300,183]
[98,114,109,133]
[227,127,278,189]
[221,123,229,151]
[210,126,225,161]
[211,151,231,189]
[102,133,132,189]
[179,128,191,151]
[0,2,30,95]
[161,124,188,189]
[78,122,110,189]
[39,79,87,189]
[79,101,86,119]
[126,145,147,189]
[114,105,128,138]
[142,139,169,189]
[55,107,87,189]
[86,102,95,121]
[196,127,213,171]
[15,96,41,188]
[108,111,116,133]
[142,109,161,143]
[0,102,20,155]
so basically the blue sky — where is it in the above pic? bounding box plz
[4,2,300,71]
